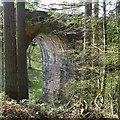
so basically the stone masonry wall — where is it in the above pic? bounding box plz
[36,33,73,101]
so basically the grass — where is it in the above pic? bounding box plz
[27,43,42,100]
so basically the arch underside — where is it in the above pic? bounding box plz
[36,33,73,99]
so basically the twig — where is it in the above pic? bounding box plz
[91,44,103,52]
[65,90,77,108]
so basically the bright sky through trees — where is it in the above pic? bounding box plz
[0,0,117,3]
[41,0,79,4]
[0,0,117,15]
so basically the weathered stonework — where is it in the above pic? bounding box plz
[25,10,75,101]
[36,33,73,101]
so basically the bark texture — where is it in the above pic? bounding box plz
[16,2,28,99]
[3,2,18,100]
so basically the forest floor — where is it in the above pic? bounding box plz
[0,44,119,120]
[1,99,119,120]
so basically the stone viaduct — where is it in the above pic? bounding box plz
[0,7,83,100]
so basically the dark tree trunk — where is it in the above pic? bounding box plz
[85,0,92,17]
[0,5,3,92]
[85,0,92,45]
[3,2,18,100]
[117,1,120,119]
[94,0,99,18]
[16,1,28,100]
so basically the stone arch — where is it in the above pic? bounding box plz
[25,10,75,101]
[34,33,73,101]
[0,7,77,101]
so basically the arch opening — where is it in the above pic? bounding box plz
[27,39,42,100]
[27,33,74,102]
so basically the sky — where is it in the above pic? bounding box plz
[37,0,116,15]
[0,0,117,15]
[41,0,80,4]
[39,0,116,4]
[0,0,79,3]
[0,0,117,3]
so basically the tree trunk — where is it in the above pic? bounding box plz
[85,0,92,17]
[83,0,92,80]
[16,1,28,100]
[116,1,120,119]
[0,6,3,92]
[3,2,18,100]
[94,0,99,18]
[102,0,107,104]
[94,0,101,90]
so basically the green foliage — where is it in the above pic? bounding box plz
[61,11,119,118]
[25,0,38,10]
[48,10,59,19]
[66,15,83,26]
[25,7,119,118]
[28,69,42,100]
[64,79,97,104]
